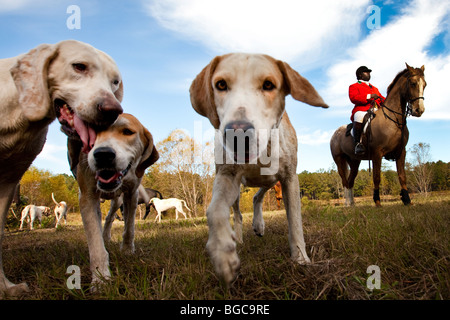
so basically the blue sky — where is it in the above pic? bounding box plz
[1,0,449,175]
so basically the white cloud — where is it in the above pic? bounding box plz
[144,0,370,67]
[33,143,68,171]
[324,0,450,120]
[0,0,58,13]
[297,129,334,145]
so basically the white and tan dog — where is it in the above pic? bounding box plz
[19,205,51,230]
[190,53,328,285]
[52,193,68,228]
[149,197,191,223]
[0,40,123,296]
[69,113,159,288]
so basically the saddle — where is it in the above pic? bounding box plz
[345,108,377,138]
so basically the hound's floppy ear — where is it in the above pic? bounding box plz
[10,43,59,122]
[277,60,329,108]
[136,127,159,178]
[189,55,224,129]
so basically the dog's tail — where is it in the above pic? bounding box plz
[51,193,60,207]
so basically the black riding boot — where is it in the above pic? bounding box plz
[353,122,365,155]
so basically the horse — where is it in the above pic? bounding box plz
[330,63,426,206]
[272,181,283,209]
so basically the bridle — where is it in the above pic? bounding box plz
[381,74,425,129]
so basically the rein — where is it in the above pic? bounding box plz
[377,73,424,161]
[381,74,425,129]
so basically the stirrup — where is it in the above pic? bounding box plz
[355,142,365,155]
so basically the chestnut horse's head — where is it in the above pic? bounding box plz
[405,63,426,117]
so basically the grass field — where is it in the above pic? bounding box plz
[2,192,449,300]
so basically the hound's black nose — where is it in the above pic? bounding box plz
[93,147,116,167]
[224,121,255,162]
[96,93,123,127]
[224,121,254,132]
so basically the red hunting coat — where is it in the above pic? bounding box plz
[349,81,385,121]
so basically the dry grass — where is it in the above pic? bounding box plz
[2,192,449,300]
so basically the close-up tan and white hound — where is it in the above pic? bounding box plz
[68,113,159,289]
[190,53,329,285]
[0,40,123,296]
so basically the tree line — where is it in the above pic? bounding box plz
[14,133,449,218]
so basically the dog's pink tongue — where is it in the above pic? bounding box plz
[96,171,122,184]
[73,115,96,154]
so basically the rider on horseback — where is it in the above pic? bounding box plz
[349,66,385,155]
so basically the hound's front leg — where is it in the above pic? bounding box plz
[0,182,30,296]
[206,170,242,286]
[281,176,311,265]
[79,192,111,287]
[121,188,138,253]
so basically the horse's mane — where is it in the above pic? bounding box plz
[386,68,408,97]
[386,67,424,97]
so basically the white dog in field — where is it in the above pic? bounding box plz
[149,198,191,223]
[19,205,51,230]
[52,193,68,228]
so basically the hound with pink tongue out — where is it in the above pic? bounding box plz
[0,40,123,296]
[68,113,159,290]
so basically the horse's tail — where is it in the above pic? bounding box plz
[181,200,191,211]
[51,193,59,206]
[156,191,163,199]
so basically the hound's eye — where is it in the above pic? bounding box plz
[123,128,135,136]
[113,79,120,86]
[215,80,228,91]
[72,63,87,72]
[262,80,275,91]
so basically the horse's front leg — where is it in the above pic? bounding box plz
[372,153,383,207]
[396,148,411,205]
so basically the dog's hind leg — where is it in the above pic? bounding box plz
[19,206,29,230]
[30,206,36,230]
[121,189,138,253]
[252,187,268,237]
[103,198,121,242]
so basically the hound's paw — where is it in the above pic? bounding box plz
[0,282,30,297]
[252,219,265,237]
[121,242,135,254]
[292,252,311,265]
[90,267,112,293]
[206,239,241,286]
